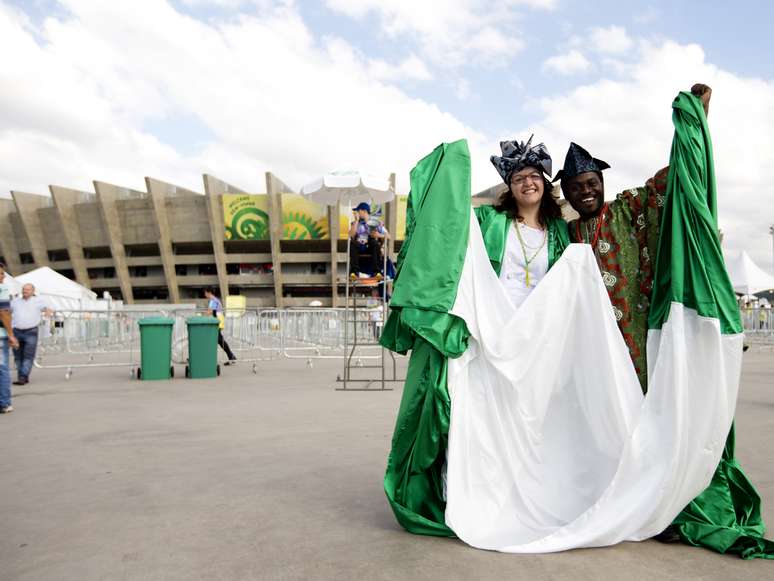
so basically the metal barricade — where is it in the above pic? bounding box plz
[31,306,404,379]
[741,307,774,350]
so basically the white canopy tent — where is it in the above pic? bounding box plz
[14,266,99,311]
[725,251,774,296]
[2,273,22,296]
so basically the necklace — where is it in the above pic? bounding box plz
[514,221,547,287]
[575,203,608,248]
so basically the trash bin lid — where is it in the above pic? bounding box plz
[186,316,220,325]
[138,317,175,326]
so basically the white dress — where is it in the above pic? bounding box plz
[498,222,548,309]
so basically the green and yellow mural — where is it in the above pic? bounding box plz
[223,194,270,240]
[223,193,408,241]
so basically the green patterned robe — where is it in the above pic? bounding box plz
[568,167,668,393]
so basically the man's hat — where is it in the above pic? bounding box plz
[553,142,610,182]
[490,135,552,184]
[354,202,371,213]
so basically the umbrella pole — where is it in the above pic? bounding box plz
[344,201,351,388]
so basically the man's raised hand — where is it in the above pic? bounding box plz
[691,83,712,117]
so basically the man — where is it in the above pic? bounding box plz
[348,202,388,277]
[11,283,53,385]
[557,86,774,557]
[0,264,19,414]
[203,288,236,365]
[556,83,711,391]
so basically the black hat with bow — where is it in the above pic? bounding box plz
[490,135,552,184]
[552,142,610,182]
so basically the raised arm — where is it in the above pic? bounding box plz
[691,83,712,117]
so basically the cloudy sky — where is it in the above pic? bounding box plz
[1,0,773,271]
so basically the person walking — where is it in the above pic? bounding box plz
[0,263,19,414]
[11,283,53,385]
[203,289,236,365]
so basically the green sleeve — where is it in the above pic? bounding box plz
[474,205,509,277]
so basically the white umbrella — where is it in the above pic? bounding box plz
[300,170,393,206]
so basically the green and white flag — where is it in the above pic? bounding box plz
[384,93,773,557]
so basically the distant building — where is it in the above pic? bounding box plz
[0,173,406,307]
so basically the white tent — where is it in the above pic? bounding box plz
[725,251,774,296]
[14,266,98,310]
[2,273,22,296]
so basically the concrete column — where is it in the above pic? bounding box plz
[145,177,188,304]
[265,172,286,309]
[384,173,398,263]
[327,202,340,307]
[10,191,51,268]
[49,186,93,288]
[0,199,22,274]
[93,181,135,304]
[202,175,238,300]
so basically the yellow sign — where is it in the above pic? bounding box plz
[223,193,408,240]
[223,194,270,240]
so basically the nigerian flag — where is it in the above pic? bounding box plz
[647,92,774,559]
[383,93,773,557]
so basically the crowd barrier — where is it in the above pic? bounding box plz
[33,304,390,378]
[741,307,774,350]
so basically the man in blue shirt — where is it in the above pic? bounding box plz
[0,263,19,414]
[204,289,237,365]
[11,283,53,385]
[348,202,388,277]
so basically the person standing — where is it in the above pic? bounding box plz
[203,289,236,365]
[348,202,388,277]
[0,263,19,414]
[10,283,53,385]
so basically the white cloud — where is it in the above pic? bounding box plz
[589,25,633,55]
[324,0,556,67]
[368,54,433,82]
[521,41,774,272]
[567,25,635,57]
[0,0,488,198]
[542,49,592,75]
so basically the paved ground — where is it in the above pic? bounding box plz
[1,350,773,581]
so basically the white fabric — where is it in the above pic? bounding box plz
[11,296,52,329]
[725,250,774,296]
[499,223,548,309]
[14,267,98,311]
[444,213,743,553]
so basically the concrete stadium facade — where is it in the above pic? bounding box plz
[0,172,402,307]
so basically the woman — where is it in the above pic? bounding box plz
[477,138,569,308]
[382,137,568,536]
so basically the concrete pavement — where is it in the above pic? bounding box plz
[1,352,772,580]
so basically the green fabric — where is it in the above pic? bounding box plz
[674,426,774,559]
[382,140,568,535]
[648,91,742,334]
[650,91,771,558]
[475,205,569,276]
[383,336,454,536]
[382,139,472,536]
[388,140,471,315]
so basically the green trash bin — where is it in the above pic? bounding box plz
[137,317,175,380]
[185,317,221,379]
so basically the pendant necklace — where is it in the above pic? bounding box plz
[514,221,547,288]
